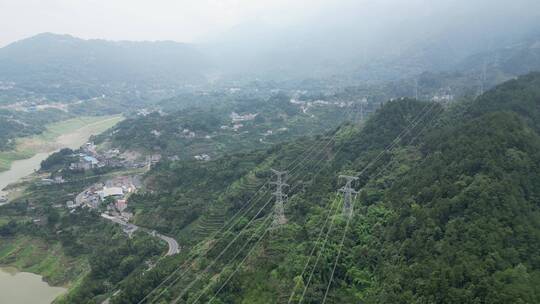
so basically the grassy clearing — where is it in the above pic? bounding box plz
[0,115,123,172]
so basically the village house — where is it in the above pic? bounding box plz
[99,187,124,201]
[66,200,82,209]
[82,142,97,155]
[194,154,211,161]
[147,154,162,165]
[70,155,99,170]
[232,123,243,131]
[230,111,258,123]
[115,199,128,212]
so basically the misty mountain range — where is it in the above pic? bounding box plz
[0,33,210,86]
[1,23,540,90]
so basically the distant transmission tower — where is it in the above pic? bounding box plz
[271,169,288,227]
[360,97,368,122]
[414,79,419,100]
[480,60,487,95]
[339,175,359,217]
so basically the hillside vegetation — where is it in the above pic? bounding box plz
[105,73,540,304]
[96,93,368,160]
[2,73,539,303]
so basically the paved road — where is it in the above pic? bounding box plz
[154,233,180,255]
[100,213,179,256]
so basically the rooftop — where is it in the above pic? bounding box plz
[100,187,124,199]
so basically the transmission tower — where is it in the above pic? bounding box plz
[480,60,487,95]
[338,175,359,217]
[271,169,288,227]
[414,79,419,100]
[360,97,368,122]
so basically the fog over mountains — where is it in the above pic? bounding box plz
[1,0,540,86]
[3,1,540,304]
[0,33,210,85]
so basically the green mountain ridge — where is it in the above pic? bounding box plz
[95,93,372,161]
[0,33,210,85]
[2,72,539,303]
[103,73,540,303]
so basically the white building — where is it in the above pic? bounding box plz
[230,112,258,123]
[66,200,82,209]
[194,154,211,161]
[99,187,124,201]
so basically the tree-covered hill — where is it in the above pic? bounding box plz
[3,72,539,303]
[107,72,540,304]
[457,37,540,78]
[0,33,210,87]
[95,93,371,161]
[468,72,540,131]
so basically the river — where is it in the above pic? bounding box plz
[0,152,50,198]
[0,115,123,200]
[0,267,66,304]
[0,115,123,302]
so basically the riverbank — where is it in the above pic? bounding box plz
[0,115,124,200]
[0,235,89,287]
[0,115,123,173]
[0,266,67,304]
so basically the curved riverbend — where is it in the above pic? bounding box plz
[0,115,123,199]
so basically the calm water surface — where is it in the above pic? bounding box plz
[0,267,66,304]
[0,152,50,194]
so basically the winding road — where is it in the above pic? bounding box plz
[100,213,180,256]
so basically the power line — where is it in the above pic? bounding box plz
[204,140,350,304]
[321,103,445,303]
[163,131,345,304]
[187,104,364,303]
[138,110,352,304]
[152,101,434,299]
[270,169,288,228]
[338,175,359,217]
[193,99,438,302]
[291,101,440,303]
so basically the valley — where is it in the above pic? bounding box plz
[0,3,539,303]
[0,115,123,172]
[0,115,123,204]
[3,72,540,303]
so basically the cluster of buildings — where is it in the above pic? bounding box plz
[431,93,454,102]
[218,111,259,132]
[230,111,258,123]
[179,128,196,138]
[0,81,15,90]
[72,175,142,219]
[68,142,151,171]
[39,176,65,185]
[290,98,363,115]
[70,154,99,170]
[194,154,211,161]
[0,192,7,205]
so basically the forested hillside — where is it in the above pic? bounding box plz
[102,72,540,304]
[95,93,370,160]
[2,73,539,303]
[105,74,540,303]
[1,32,537,155]
[2,2,540,303]
[0,33,209,88]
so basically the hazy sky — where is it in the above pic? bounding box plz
[1,0,539,48]
[0,0,332,47]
